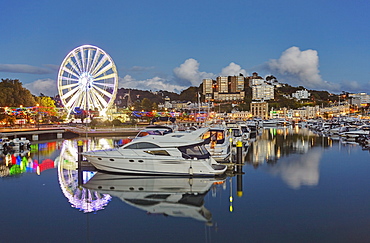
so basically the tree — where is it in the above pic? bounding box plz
[35,96,57,114]
[0,79,36,107]
[141,98,153,111]
[133,101,142,111]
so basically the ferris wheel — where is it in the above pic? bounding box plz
[57,45,118,117]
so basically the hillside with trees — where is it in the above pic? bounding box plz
[0,79,36,107]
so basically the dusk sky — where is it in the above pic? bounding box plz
[1,0,369,96]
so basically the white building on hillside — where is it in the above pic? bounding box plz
[252,84,274,101]
[292,89,310,100]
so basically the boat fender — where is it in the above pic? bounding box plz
[189,166,193,175]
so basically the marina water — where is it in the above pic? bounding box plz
[1,127,370,243]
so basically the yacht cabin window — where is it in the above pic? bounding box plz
[125,142,160,149]
[144,150,170,156]
[202,130,225,144]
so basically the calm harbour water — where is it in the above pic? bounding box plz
[1,127,370,243]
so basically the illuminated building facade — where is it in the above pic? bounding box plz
[250,102,269,119]
[216,76,229,93]
[252,83,274,101]
[349,93,370,106]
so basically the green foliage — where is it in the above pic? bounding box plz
[0,107,6,121]
[141,98,153,111]
[277,84,299,95]
[152,102,158,111]
[112,119,122,126]
[133,101,142,111]
[219,103,232,113]
[179,87,200,102]
[90,118,99,128]
[0,79,36,107]
[103,120,112,126]
[35,96,57,116]
[238,103,250,111]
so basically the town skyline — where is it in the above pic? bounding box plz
[1,0,369,97]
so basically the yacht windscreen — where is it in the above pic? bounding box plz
[178,143,210,159]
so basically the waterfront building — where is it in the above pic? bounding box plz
[349,93,370,106]
[250,102,269,119]
[319,104,350,118]
[289,106,320,119]
[228,111,251,121]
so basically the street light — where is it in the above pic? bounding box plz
[36,104,39,130]
[19,105,23,127]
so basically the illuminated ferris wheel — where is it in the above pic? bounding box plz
[57,45,118,117]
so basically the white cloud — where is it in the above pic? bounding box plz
[220,62,247,76]
[268,46,339,91]
[24,78,58,96]
[0,64,54,74]
[119,75,187,93]
[128,66,155,72]
[173,58,214,86]
[340,80,370,93]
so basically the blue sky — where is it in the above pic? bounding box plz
[0,0,369,96]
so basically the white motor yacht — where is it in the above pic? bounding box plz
[82,133,227,176]
[239,124,251,142]
[201,127,231,162]
[340,125,370,139]
[0,137,30,151]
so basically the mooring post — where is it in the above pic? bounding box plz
[235,140,244,196]
[77,140,84,186]
[236,140,243,165]
[77,140,84,170]
[236,170,243,197]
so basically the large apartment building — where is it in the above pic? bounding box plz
[229,75,245,92]
[216,76,229,93]
[202,72,275,102]
[203,74,246,101]
[252,83,274,101]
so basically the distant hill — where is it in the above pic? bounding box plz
[114,82,343,110]
[115,86,202,107]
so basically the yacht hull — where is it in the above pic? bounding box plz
[84,154,227,176]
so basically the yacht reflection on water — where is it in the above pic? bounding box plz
[83,172,225,225]
[57,139,225,223]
